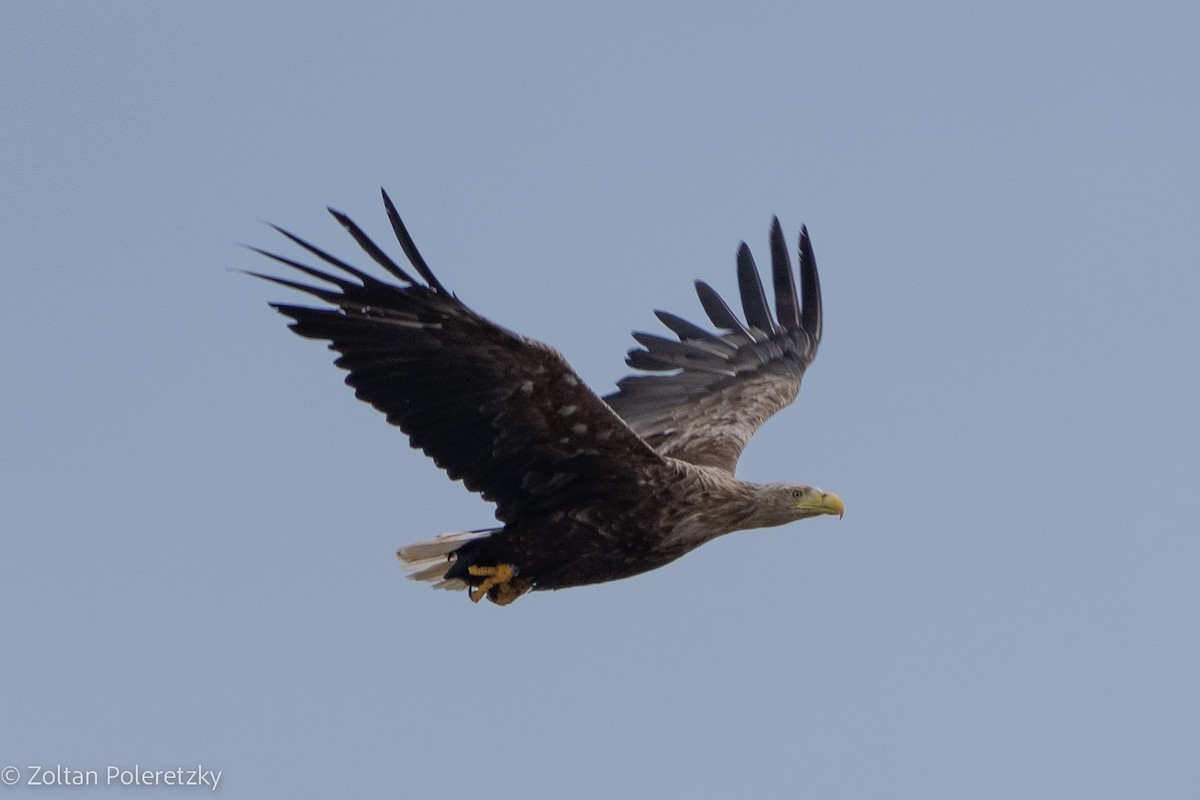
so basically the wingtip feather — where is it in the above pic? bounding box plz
[736,241,776,334]
[380,189,450,295]
[770,217,801,329]
[694,280,751,336]
[797,225,822,346]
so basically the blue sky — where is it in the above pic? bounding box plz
[3,2,1198,797]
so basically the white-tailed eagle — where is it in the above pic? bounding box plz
[250,191,842,605]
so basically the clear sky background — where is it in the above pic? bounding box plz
[3,2,1198,798]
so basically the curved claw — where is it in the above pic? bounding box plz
[466,563,530,606]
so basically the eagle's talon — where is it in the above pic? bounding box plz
[466,563,527,605]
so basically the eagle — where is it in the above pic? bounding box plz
[250,190,843,605]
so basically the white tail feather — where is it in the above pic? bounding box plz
[396,529,496,591]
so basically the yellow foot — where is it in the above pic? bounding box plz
[467,563,531,606]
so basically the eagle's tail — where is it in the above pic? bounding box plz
[397,528,499,590]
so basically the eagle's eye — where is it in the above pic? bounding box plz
[791,489,804,499]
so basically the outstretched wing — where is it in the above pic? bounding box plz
[603,218,822,474]
[249,189,663,521]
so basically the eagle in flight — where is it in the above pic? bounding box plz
[251,190,843,605]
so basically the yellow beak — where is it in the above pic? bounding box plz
[797,491,844,519]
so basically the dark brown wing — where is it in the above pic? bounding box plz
[603,218,822,474]
[249,190,664,521]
